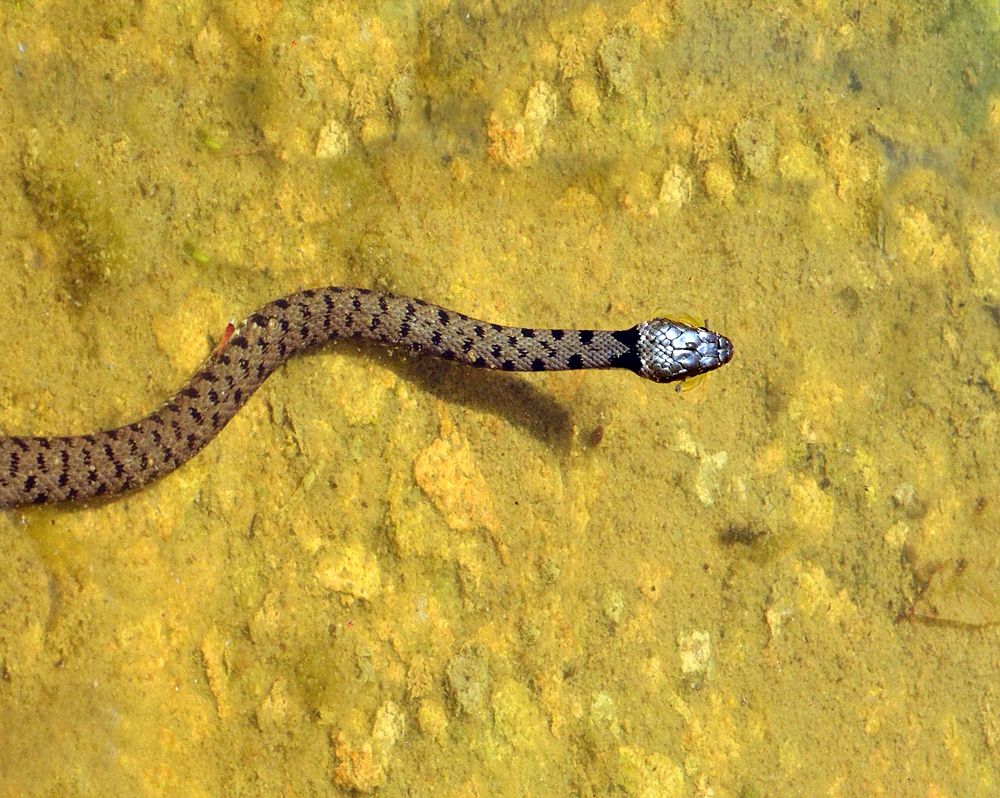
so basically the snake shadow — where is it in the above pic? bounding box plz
[329,341,577,452]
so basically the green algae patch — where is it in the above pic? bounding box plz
[19,133,133,300]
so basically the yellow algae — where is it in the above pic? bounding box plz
[315,117,351,159]
[557,35,587,81]
[913,559,1000,627]
[597,23,640,97]
[387,72,417,124]
[332,733,383,794]
[587,690,622,751]
[385,468,446,558]
[622,0,677,40]
[326,360,395,427]
[904,491,1000,626]
[619,170,659,217]
[807,182,854,235]
[754,440,787,475]
[672,424,730,505]
[200,626,232,719]
[692,449,728,506]
[894,204,963,273]
[966,215,1000,298]
[820,127,882,201]
[791,560,862,629]
[190,19,226,66]
[523,81,558,143]
[692,118,723,163]
[989,95,1000,129]
[909,492,964,564]
[0,1,996,796]
[787,370,846,443]
[446,154,472,184]
[677,629,712,680]
[486,113,534,169]
[981,688,1000,757]
[883,519,912,551]
[412,414,499,535]
[657,164,693,213]
[445,645,491,718]
[491,679,549,751]
[416,698,448,742]
[255,677,294,733]
[349,74,381,121]
[315,542,382,604]
[674,690,745,780]
[702,161,735,204]
[486,81,557,169]
[732,116,777,179]
[778,140,825,183]
[617,745,685,798]
[371,701,406,758]
[248,589,283,645]
[984,353,1000,396]
[851,447,884,506]
[636,560,671,603]
[786,473,835,543]
[358,116,391,149]
[640,653,665,690]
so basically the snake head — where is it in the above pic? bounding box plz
[634,318,733,383]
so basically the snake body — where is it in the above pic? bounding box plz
[0,287,732,508]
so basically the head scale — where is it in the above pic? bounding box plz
[634,318,733,383]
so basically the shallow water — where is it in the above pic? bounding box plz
[0,2,998,796]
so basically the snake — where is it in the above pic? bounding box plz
[0,287,732,509]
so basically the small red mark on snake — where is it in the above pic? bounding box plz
[213,322,236,356]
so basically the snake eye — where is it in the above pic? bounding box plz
[675,350,700,368]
